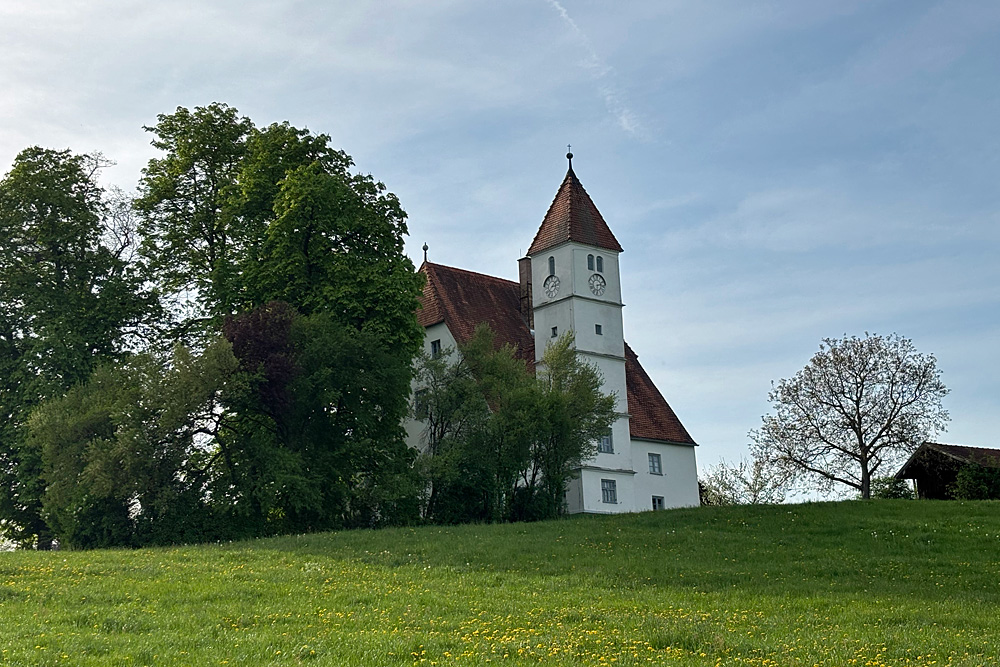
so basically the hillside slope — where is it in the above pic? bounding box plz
[1,501,998,665]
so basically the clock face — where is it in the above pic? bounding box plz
[588,273,607,296]
[543,275,561,298]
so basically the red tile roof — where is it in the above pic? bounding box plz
[418,262,536,370]
[625,343,696,444]
[527,168,623,255]
[417,262,695,445]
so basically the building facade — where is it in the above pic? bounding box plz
[406,158,699,513]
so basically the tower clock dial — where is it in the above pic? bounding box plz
[543,275,561,298]
[588,273,607,296]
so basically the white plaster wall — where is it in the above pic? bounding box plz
[403,322,458,454]
[578,467,636,513]
[630,440,700,509]
[572,300,625,358]
[571,247,621,304]
[531,243,577,312]
[564,473,584,513]
[582,355,627,407]
[588,415,633,477]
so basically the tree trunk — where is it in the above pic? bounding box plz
[860,463,871,499]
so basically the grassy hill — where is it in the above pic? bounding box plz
[1,500,998,666]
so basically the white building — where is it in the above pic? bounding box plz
[406,156,699,513]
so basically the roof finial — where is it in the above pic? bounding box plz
[566,144,573,170]
[422,242,428,263]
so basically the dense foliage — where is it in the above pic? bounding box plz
[1,104,616,549]
[0,147,156,548]
[949,464,1000,500]
[414,326,616,523]
[0,104,429,548]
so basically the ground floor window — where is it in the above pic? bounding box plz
[601,479,617,504]
[651,495,665,510]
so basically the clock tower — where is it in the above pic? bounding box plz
[525,153,633,513]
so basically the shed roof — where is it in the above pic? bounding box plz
[896,442,1000,479]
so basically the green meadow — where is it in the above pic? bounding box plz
[1,500,998,666]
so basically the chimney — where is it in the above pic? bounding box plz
[518,256,533,329]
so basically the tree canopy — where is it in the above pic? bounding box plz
[0,147,156,548]
[0,104,427,548]
[1,103,624,548]
[750,332,949,499]
[414,326,616,523]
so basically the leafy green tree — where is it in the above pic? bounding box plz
[414,325,538,523]
[28,340,240,549]
[869,476,915,500]
[221,302,419,533]
[135,103,253,328]
[0,147,155,548]
[950,465,1000,500]
[136,104,424,358]
[133,104,425,535]
[414,327,615,523]
[528,334,617,518]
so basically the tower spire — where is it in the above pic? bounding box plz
[566,144,573,171]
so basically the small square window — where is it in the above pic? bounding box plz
[430,339,442,358]
[601,479,617,504]
[595,324,603,335]
[648,453,662,475]
[651,496,665,511]
[551,326,558,338]
[598,430,613,453]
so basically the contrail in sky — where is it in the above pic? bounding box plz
[545,0,648,139]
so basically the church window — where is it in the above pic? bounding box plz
[551,326,558,338]
[596,256,604,272]
[587,254,594,270]
[652,496,665,511]
[598,430,613,453]
[548,256,555,276]
[415,389,430,420]
[430,339,442,358]
[648,453,662,475]
[595,324,603,335]
[601,479,617,504]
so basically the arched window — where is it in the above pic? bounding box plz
[596,256,604,273]
[587,254,594,270]
[548,256,555,276]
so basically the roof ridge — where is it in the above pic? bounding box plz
[422,261,518,287]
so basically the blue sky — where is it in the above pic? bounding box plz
[2,0,998,475]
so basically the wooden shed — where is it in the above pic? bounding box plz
[895,442,1000,499]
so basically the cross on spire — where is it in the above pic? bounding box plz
[566,144,573,170]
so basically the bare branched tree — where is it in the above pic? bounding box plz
[699,455,794,505]
[750,333,949,499]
